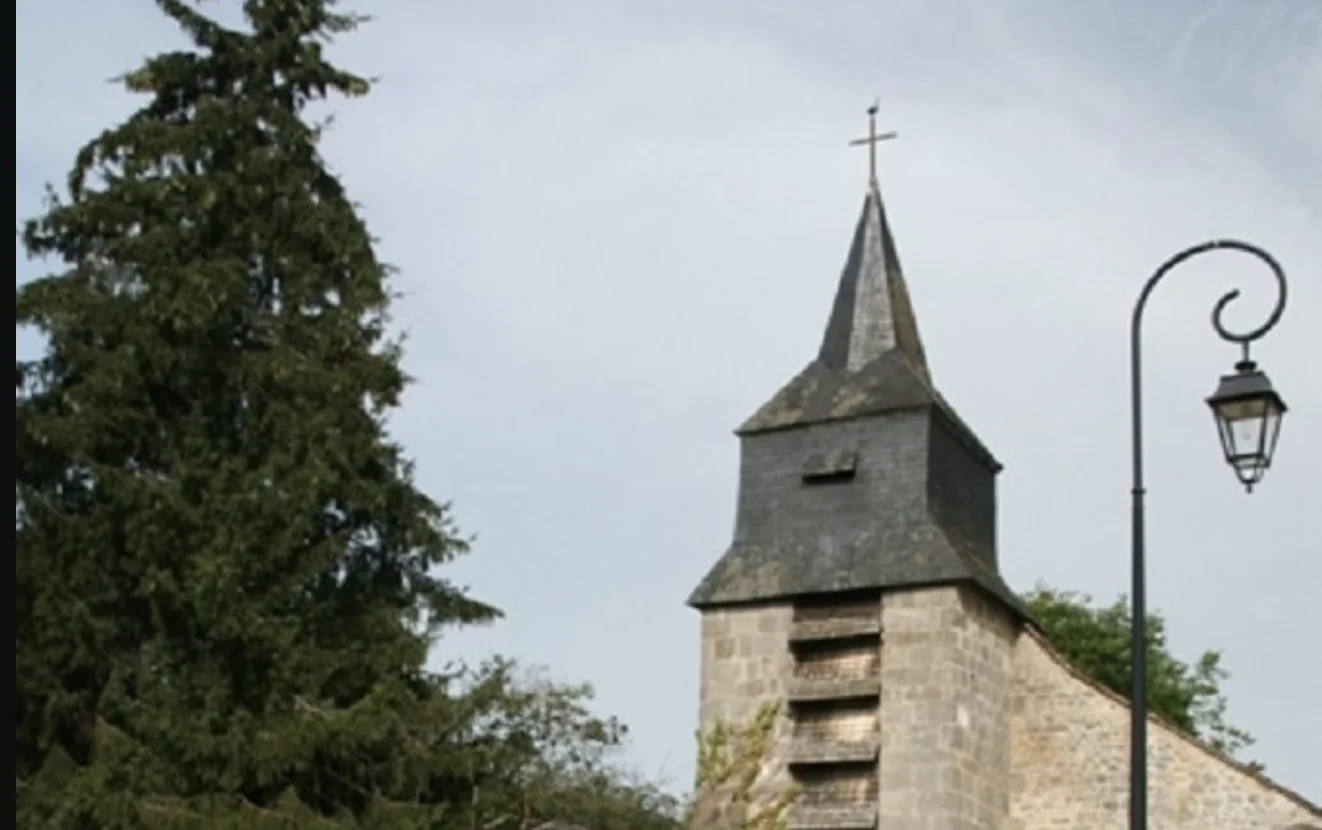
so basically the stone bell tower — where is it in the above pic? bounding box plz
[688,113,1028,830]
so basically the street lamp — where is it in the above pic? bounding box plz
[1207,358,1288,493]
[1128,239,1288,830]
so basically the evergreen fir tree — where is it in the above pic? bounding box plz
[16,1,499,825]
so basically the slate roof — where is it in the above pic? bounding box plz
[687,504,1025,614]
[737,185,995,469]
[818,182,928,380]
[690,179,1024,618]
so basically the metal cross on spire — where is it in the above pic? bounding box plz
[848,101,897,187]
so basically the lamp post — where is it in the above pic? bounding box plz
[1128,239,1289,830]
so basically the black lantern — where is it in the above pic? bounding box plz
[1206,359,1287,492]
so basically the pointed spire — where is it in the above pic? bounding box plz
[736,104,948,438]
[817,182,930,381]
[818,104,929,380]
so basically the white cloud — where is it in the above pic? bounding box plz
[16,0,1321,799]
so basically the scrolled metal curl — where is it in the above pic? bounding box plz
[1137,239,1288,353]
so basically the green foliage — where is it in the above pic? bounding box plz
[431,659,682,830]
[1023,585,1258,767]
[687,704,798,830]
[16,651,674,828]
[13,1,774,827]
[14,0,688,826]
[15,0,520,824]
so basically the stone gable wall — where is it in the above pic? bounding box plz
[1008,629,1320,830]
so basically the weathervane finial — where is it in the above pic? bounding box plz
[849,99,897,187]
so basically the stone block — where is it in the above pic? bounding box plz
[788,675,882,703]
[789,617,883,643]
[788,804,877,830]
[789,736,881,765]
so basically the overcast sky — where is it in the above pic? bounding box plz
[16,0,1321,801]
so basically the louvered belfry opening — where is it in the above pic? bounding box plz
[787,591,883,830]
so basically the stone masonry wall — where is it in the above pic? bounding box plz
[697,602,797,815]
[1008,630,1321,830]
[878,585,1018,830]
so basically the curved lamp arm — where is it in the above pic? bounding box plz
[1130,239,1288,492]
[1132,239,1288,362]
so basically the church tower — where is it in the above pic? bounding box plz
[688,111,1027,830]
